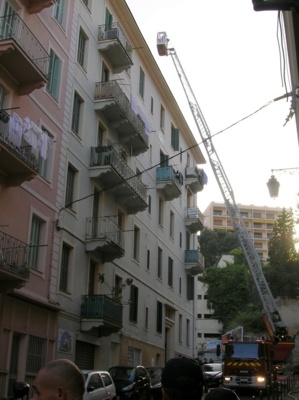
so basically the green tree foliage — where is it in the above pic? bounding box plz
[264,208,299,298]
[199,228,239,267]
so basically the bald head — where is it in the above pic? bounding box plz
[32,359,85,400]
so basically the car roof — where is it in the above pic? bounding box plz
[82,370,111,374]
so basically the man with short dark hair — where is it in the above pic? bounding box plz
[161,357,204,400]
[32,359,85,400]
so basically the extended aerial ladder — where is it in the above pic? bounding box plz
[157,32,294,353]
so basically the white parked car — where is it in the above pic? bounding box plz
[82,370,117,400]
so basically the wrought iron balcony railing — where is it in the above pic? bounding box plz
[0,13,49,77]
[0,231,29,279]
[90,146,147,203]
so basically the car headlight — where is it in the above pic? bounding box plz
[257,377,265,383]
[223,377,231,382]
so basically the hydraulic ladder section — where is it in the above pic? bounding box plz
[157,31,287,339]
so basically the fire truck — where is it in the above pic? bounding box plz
[156,32,295,387]
[222,339,273,390]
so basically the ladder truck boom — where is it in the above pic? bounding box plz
[157,31,288,341]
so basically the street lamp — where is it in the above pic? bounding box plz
[267,167,299,199]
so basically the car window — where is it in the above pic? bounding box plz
[101,373,113,387]
[89,373,104,389]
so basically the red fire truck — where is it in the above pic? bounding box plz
[222,340,274,391]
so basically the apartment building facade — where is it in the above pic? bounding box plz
[0,1,207,397]
[204,202,283,261]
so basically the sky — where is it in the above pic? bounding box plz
[126,0,299,213]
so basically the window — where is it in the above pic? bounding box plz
[133,225,140,261]
[139,67,145,99]
[26,336,46,374]
[146,249,150,270]
[157,247,162,279]
[168,257,173,287]
[71,92,83,134]
[179,314,182,343]
[47,50,62,100]
[170,210,174,239]
[65,165,76,208]
[82,0,90,8]
[77,29,87,68]
[54,0,65,25]
[160,104,165,131]
[150,96,154,115]
[156,301,163,333]
[179,232,182,248]
[60,243,71,292]
[28,216,43,270]
[148,195,151,215]
[171,126,179,150]
[145,307,149,330]
[158,197,164,227]
[101,63,110,82]
[187,275,194,300]
[179,277,182,294]
[39,128,54,181]
[180,147,183,163]
[129,285,138,322]
[186,319,190,346]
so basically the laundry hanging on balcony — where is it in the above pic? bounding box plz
[7,113,49,159]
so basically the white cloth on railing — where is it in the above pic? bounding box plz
[8,112,23,147]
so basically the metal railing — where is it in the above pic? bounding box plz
[0,231,29,278]
[86,216,125,249]
[185,249,205,266]
[0,13,49,76]
[0,116,39,170]
[156,166,183,187]
[90,146,147,202]
[81,294,123,325]
[94,81,148,145]
[98,22,132,56]
[186,207,204,222]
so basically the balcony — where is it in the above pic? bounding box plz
[98,23,133,73]
[0,14,49,95]
[0,115,39,187]
[90,146,148,214]
[185,166,206,193]
[21,0,55,14]
[85,216,125,262]
[156,166,182,201]
[185,249,204,276]
[81,295,123,337]
[0,231,30,293]
[94,82,149,156]
[185,207,204,233]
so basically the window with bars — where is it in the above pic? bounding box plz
[47,50,62,100]
[26,335,46,374]
[60,243,71,292]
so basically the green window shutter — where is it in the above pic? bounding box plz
[171,127,179,151]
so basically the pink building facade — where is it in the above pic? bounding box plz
[0,1,73,397]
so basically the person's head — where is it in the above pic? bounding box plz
[205,387,240,400]
[161,357,204,400]
[32,359,85,400]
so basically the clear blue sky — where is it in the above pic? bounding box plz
[126,0,299,211]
